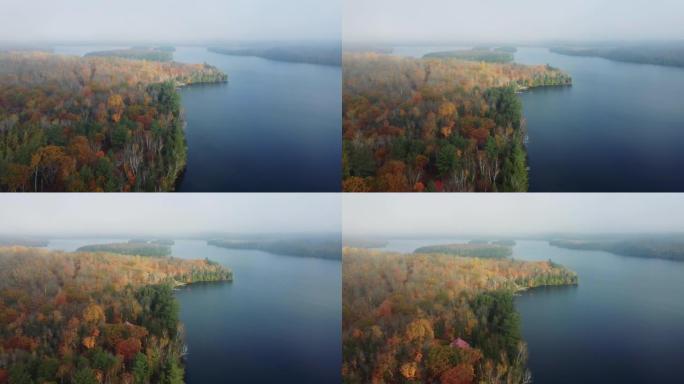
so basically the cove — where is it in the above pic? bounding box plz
[173,47,341,192]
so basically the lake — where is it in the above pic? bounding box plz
[47,238,342,383]
[53,45,342,192]
[514,240,684,384]
[515,47,684,191]
[376,238,684,383]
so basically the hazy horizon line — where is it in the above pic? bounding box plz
[1,232,342,240]
[342,38,684,47]
[343,231,684,239]
[0,38,342,46]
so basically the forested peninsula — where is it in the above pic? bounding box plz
[414,243,513,259]
[0,52,227,192]
[208,237,342,260]
[342,53,571,192]
[208,45,341,66]
[550,237,684,262]
[551,44,684,68]
[0,246,231,383]
[343,247,577,383]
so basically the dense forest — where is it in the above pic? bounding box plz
[551,44,684,68]
[0,246,231,384]
[414,243,513,259]
[550,237,684,261]
[209,45,341,66]
[342,248,577,384]
[342,53,571,192]
[0,52,227,192]
[76,242,172,257]
[208,236,342,260]
[84,48,174,62]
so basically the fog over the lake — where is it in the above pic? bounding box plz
[344,0,684,43]
[343,194,684,237]
[1,0,340,43]
[0,194,340,237]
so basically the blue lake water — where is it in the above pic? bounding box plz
[375,238,684,383]
[514,240,684,384]
[47,238,342,383]
[173,47,341,191]
[515,47,684,191]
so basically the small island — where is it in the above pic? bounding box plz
[423,48,515,63]
[341,237,389,248]
[77,241,172,257]
[415,242,513,258]
[550,237,684,261]
[0,246,231,383]
[85,47,175,62]
[343,247,577,383]
[0,52,227,192]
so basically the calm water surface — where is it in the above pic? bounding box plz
[376,238,684,383]
[54,45,341,192]
[513,240,684,384]
[516,47,684,191]
[47,238,342,383]
[173,47,341,191]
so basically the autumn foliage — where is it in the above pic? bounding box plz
[0,51,227,192]
[0,246,231,383]
[342,247,577,383]
[342,53,571,192]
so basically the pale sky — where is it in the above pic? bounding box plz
[343,194,684,237]
[1,0,341,43]
[344,0,684,43]
[0,194,340,237]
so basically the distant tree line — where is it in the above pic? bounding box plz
[85,48,175,62]
[208,237,342,260]
[423,49,514,63]
[551,44,684,68]
[77,242,172,257]
[550,237,684,261]
[414,243,513,259]
[209,45,342,66]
